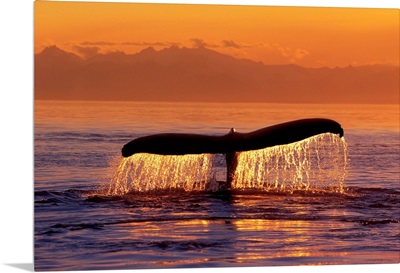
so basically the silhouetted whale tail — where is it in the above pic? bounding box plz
[121,118,344,188]
[122,118,343,157]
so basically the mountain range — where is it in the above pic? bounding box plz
[34,45,399,104]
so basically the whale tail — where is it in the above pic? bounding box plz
[121,118,344,188]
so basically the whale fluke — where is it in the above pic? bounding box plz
[121,118,344,188]
[122,118,344,157]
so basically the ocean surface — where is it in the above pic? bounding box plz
[34,100,399,271]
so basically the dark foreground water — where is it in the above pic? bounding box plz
[34,101,399,271]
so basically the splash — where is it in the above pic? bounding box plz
[107,153,218,195]
[107,133,348,195]
[232,133,348,193]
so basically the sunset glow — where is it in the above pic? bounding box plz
[30,2,400,271]
[34,1,399,68]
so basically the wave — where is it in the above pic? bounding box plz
[37,204,399,236]
[35,185,400,245]
[342,219,399,226]
[35,185,400,203]
[34,189,95,205]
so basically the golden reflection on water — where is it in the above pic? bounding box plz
[119,217,353,265]
[177,219,211,233]
[233,219,312,260]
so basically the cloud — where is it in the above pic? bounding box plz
[121,41,182,47]
[73,45,100,59]
[221,40,242,49]
[190,39,252,49]
[79,41,182,47]
[294,48,309,60]
[80,41,116,46]
[222,40,269,49]
[78,38,251,51]
[190,38,208,48]
[277,45,309,62]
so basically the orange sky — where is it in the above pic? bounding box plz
[34,1,399,67]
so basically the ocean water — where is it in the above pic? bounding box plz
[34,100,399,271]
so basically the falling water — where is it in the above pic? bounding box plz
[107,133,348,195]
[107,153,218,195]
[232,133,348,193]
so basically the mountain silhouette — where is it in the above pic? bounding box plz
[34,45,399,104]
